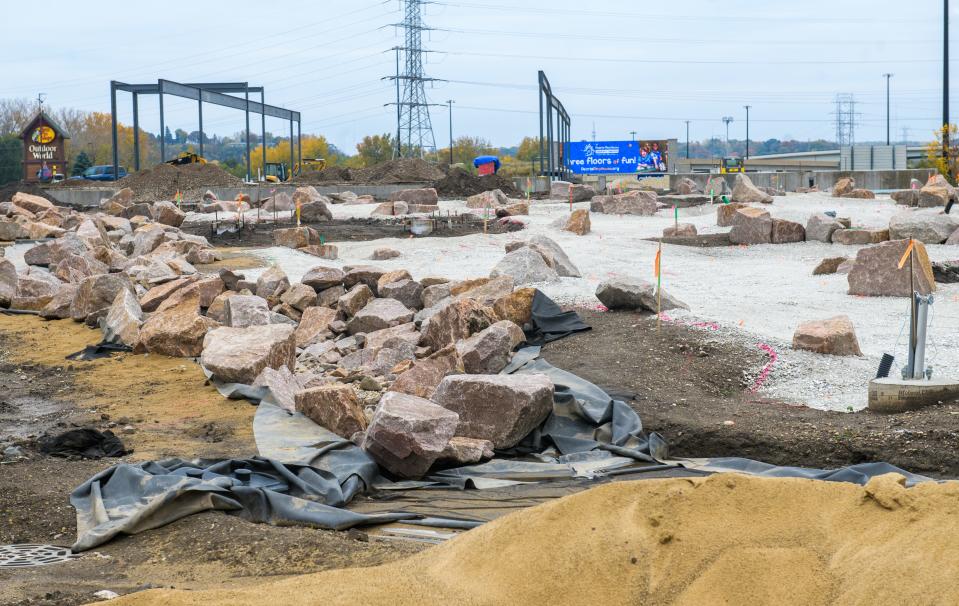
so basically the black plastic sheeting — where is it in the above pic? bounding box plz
[523,289,591,345]
[69,303,935,551]
[38,429,130,459]
[65,342,132,361]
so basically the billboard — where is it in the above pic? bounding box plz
[566,140,668,175]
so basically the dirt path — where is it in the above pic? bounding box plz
[0,317,421,606]
[541,309,959,477]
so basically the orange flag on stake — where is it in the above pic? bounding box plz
[897,239,915,269]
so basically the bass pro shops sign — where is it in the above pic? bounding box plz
[19,111,69,183]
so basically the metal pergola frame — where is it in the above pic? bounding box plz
[110,79,301,181]
[538,71,571,181]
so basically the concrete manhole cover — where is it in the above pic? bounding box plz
[0,544,79,567]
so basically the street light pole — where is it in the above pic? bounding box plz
[446,99,454,165]
[685,120,690,159]
[884,73,893,146]
[743,105,751,159]
[629,130,636,141]
[944,0,951,170]
[722,116,734,155]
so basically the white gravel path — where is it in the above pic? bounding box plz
[238,192,959,412]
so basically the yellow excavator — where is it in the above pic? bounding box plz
[264,158,326,183]
[165,152,207,166]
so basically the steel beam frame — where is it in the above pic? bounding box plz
[110,79,300,182]
[538,71,571,181]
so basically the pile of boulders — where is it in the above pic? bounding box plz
[831,177,876,200]
[549,181,595,202]
[590,190,658,215]
[464,189,529,217]
[892,174,955,208]
[372,188,440,216]
[3,198,563,477]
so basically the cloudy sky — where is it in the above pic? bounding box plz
[1,0,953,152]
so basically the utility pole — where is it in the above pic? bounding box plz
[722,116,734,155]
[685,120,690,159]
[629,130,636,141]
[446,99,454,165]
[944,0,951,173]
[884,73,893,146]
[743,105,751,159]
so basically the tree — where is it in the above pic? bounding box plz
[354,134,394,167]
[516,136,542,162]
[920,125,958,180]
[164,126,174,144]
[71,150,92,175]
[0,98,33,136]
[174,128,188,145]
[0,134,22,185]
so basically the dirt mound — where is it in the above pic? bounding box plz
[107,473,959,606]
[350,158,445,184]
[0,182,59,204]
[116,163,243,202]
[433,166,521,198]
[297,165,352,184]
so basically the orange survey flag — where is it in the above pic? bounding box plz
[653,244,662,287]
[897,239,915,269]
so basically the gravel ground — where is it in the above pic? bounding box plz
[239,192,959,412]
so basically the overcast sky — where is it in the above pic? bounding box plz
[2,0,954,152]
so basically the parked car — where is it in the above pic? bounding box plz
[71,165,128,181]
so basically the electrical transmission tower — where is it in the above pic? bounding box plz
[387,0,444,159]
[832,94,859,146]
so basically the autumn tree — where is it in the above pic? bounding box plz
[354,133,395,167]
[516,136,542,162]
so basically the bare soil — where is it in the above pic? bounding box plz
[541,309,959,477]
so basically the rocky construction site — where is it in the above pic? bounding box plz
[3,162,959,605]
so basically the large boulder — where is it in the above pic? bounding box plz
[563,209,591,235]
[294,384,367,438]
[813,257,848,275]
[888,210,959,244]
[432,374,554,449]
[379,279,423,311]
[155,276,223,311]
[511,235,581,278]
[137,293,219,357]
[23,235,89,267]
[493,287,536,326]
[466,189,509,209]
[224,294,271,328]
[11,192,54,214]
[299,200,333,222]
[455,320,524,374]
[847,239,936,297]
[675,177,700,195]
[595,278,689,313]
[12,268,63,310]
[831,228,889,246]
[101,288,144,347]
[390,345,464,399]
[703,176,729,197]
[792,315,862,356]
[450,275,515,305]
[590,191,658,215]
[38,282,78,319]
[201,324,296,384]
[0,258,15,307]
[298,244,338,260]
[732,173,773,204]
[53,253,110,284]
[131,224,167,257]
[420,298,499,351]
[255,265,290,299]
[390,188,438,206]
[832,177,855,197]
[273,226,320,249]
[716,202,747,227]
[343,266,387,294]
[891,190,920,207]
[663,223,697,238]
[362,391,460,478]
[806,214,845,243]
[841,188,876,200]
[770,219,806,244]
[295,306,338,347]
[347,298,414,334]
[338,284,374,317]
[728,207,772,245]
[139,276,196,312]
[490,248,559,285]
[153,201,185,227]
[280,283,317,311]
[70,274,134,322]
[262,192,294,212]
[302,265,345,291]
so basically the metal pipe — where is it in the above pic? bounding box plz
[297,119,302,169]
[945,0,950,171]
[110,82,119,178]
[914,294,932,378]
[538,74,544,176]
[159,87,165,164]
[289,118,294,179]
[884,73,893,146]
[198,97,204,158]
[261,90,266,178]
[244,85,251,182]
[132,92,140,171]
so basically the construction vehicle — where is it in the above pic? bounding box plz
[264,158,327,183]
[719,156,744,174]
[165,152,207,166]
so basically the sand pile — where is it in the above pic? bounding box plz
[296,165,352,183]
[350,158,445,184]
[117,163,243,202]
[106,473,959,605]
[433,166,521,198]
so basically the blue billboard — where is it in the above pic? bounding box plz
[566,140,668,175]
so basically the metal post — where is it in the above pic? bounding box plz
[261,90,266,178]
[159,87,165,164]
[297,119,302,168]
[884,73,893,146]
[244,85,251,182]
[289,119,294,178]
[132,92,140,171]
[110,81,119,178]
[685,120,690,159]
[198,97,204,158]
[394,47,401,158]
[546,104,553,179]
[744,105,751,159]
[447,99,453,165]
[538,80,544,176]
[945,0,951,170]
[914,294,931,378]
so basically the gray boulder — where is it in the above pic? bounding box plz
[362,391,459,478]
[0,258,16,307]
[101,288,144,347]
[806,214,845,243]
[347,298,414,334]
[200,324,296,384]
[302,266,345,291]
[378,279,423,311]
[888,210,959,244]
[731,173,773,204]
[595,278,689,313]
[432,374,554,449]
[455,320,524,374]
[224,294,271,328]
[490,248,559,285]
